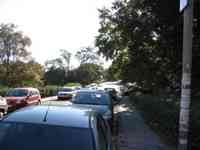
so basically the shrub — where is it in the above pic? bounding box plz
[65,82,81,87]
[0,86,10,96]
[38,86,60,98]
[131,94,200,149]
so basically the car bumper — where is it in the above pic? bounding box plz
[0,105,8,111]
[57,95,72,99]
[8,102,26,111]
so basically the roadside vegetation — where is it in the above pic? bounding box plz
[95,0,200,149]
[0,24,105,92]
[130,93,200,150]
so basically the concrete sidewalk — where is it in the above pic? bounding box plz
[116,97,169,150]
[41,96,57,102]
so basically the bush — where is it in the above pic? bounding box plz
[38,86,60,98]
[0,86,10,96]
[65,82,81,87]
[131,94,200,149]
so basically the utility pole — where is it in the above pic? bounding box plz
[178,0,193,150]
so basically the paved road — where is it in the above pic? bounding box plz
[116,96,169,150]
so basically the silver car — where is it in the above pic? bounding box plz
[57,87,75,100]
[0,96,8,117]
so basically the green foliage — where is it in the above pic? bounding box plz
[65,82,81,87]
[95,0,181,93]
[74,63,104,86]
[0,61,44,87]
[0,86,10,96]
[44,50,72,86]
[38,86,60,98]
[75,47,101,65]
[0,23,44,87]
[131,94,200,149]
[0,23,32,64]
[44,68,66,86]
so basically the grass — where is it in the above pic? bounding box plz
[64,82,81,87]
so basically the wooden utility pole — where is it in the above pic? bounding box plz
[178,0,193,150]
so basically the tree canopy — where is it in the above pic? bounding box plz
[75,47,101,65]
[96,0,183,94]
[0,23,43,87]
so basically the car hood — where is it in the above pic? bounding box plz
[72,104,109,114]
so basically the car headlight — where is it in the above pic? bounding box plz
[103,110,112,120]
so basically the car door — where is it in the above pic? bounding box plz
[27,90,34,104]
[97,116,112,150]
[31,90,40,104]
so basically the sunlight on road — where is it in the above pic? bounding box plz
[115,103,133,113]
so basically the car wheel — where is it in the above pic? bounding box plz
[37,100,41,105]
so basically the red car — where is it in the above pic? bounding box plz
[5,88,41,111]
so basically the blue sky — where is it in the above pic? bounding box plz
[0,0,113,68]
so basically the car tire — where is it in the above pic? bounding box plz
[37,100,41,105]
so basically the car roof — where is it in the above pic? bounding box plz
[77,89,105,93]
[12,87,39,91]
[2,105,95,128]
[62,87,74,89]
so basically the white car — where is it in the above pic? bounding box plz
[0,96,8,117]
[57,87,75,100]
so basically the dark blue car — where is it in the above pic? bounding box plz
[0,105,112,150]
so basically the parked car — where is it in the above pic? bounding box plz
[0,96,8,117]
[57,87,75,100]
[5,88,41,111]
[72,90,114,127]
[0,105,113,150]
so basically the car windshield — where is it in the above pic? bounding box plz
[60,88,73,92]
[6,89,28,97]
[73,92,110,105]
[0,122,93,150]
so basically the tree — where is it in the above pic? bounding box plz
[45,58,64,70]
[73,63,104,86]
[0,23,31,64]
[0,60,44,87]
[96,0,181,94]
[75,47,101,64]
[0,23,44,86]
[60,49,72,72]
[44,50,72,85]
[44,68,66,85]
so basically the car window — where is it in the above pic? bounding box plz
[32,90,39,96]
[6,89,28,97]
[73,92,110,105]
[0,122,94,150]
[60,88,73,92]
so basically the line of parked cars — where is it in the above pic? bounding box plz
[0,83,123,150]
[0,87,41,117]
